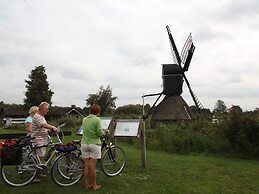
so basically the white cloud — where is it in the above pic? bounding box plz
[0,0,258,111]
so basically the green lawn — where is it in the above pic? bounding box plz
[0,130,259,193]
[0,128,26,134]
[1,144,259,193]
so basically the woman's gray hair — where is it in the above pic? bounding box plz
[38,102,50,110]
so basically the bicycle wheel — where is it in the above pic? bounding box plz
[101,146,126,177]
[1,151,38,187]
[51,152,83,186]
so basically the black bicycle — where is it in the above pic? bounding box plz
[100,135,126,177]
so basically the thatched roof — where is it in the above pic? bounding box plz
[151,95,196,121]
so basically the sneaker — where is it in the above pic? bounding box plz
[32,177,41,183]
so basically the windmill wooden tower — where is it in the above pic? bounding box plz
[143,25,203,125]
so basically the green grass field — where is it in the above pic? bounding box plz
[0,130,259,193]
[1,144,259,193]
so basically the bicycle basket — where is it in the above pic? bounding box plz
[54,143,77,153]
[1,144,22,166]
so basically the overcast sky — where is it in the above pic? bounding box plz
[0,0,258,111]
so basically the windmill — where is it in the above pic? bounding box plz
[165,25,203,109]
[143,25,203,124]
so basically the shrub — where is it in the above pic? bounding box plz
[50,117,82,134]
[222,113,259,158]
[145,120,232,155]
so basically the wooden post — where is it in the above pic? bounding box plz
[110,120,117,147]
[141,94,147,168]
[140,120,146,168]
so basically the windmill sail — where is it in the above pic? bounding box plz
[183,74,204,110]
[181,33,195,71]
[183,44,195,71]
[166,25,203,111]
[166,25,181,66]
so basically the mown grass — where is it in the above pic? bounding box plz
[0,138,259,194]
[0,128,26,134]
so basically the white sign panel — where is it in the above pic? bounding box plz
[114,120,140,137]
[77,117,112,135]
[100,117,112,129]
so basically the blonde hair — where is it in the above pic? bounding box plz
[38,102,50,110]
[29,106,38,114]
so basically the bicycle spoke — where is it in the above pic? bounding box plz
[51,153,83,186]
[1,155,37,186]
[101,146,126,177]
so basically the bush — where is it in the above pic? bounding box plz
[145,120,232,155]
[222,113,259,158]
[50,117,83,134]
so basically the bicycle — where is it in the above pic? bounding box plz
[1,124,83,187]
[51,139,83,187]
[100,135,126,177]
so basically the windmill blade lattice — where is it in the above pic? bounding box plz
[166,25,181,66]
[181,33,193,65]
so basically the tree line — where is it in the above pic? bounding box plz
[1,65,258,118]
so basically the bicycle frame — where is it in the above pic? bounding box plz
[100,135,126,176]
[20,124,65,173]
[102,136,122,159]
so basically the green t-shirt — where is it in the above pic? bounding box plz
[81,114,103,145]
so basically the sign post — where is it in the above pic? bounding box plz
[140,120,146,167]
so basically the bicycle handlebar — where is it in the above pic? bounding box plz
[49,123,65,144]
[58,123,65,129]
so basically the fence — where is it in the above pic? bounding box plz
[3,118,26,128]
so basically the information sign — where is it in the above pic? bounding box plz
[113,120,140,137]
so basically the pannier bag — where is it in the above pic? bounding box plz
[54,142,77,153]
[1,140,22,166]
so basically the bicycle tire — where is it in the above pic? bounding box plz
[1,152,38,187]
[101,146,126,177]
[51,152,83,187]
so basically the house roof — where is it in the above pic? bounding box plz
[66,108,84,117]
[151,95,196,121]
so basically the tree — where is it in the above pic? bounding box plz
[228,105,243,114]
[24,65,54,109]
[85,85,117,116]
[114,104,143,118]
[213,99,227,113]
[0,101,4,118]
[144,104,151,115]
